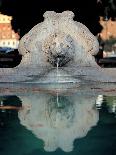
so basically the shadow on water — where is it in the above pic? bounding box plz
[0,84,116,155]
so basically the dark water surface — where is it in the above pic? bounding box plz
[0,83,116,155]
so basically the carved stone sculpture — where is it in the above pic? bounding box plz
[0,11,116,83]
[18,11,99,67]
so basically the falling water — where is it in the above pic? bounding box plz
[56,57,60,76]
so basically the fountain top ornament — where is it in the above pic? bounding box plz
[0,11,116,83]
[18,11,99,67]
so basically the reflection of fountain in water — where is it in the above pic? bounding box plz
[18,93,99,152]
[47,95,75,129]
[96,95,103,109]
[95,95,116,114]
[56,92,59,107]
[0,100,3,107]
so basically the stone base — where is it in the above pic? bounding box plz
[0,66,116,83]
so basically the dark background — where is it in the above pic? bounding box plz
[0,0,116,36]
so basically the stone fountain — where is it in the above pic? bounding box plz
[0,11,116,83]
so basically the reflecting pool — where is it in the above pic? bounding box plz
[0,83,116,155]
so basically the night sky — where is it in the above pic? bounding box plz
[0,0,116,37]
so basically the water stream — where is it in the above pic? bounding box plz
[56,57,60,76]
[56,58,60,108]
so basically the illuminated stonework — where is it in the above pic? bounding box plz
[0,13,19,49]
[99,17,116,40]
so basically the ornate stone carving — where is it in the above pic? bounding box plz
[18,11,99,67]
[0,11,116,83]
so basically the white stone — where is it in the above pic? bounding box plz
[0,11,116,83]
[18,11,99,67]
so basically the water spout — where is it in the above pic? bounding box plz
[56,57,60,76]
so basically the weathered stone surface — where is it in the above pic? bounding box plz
[0,11,116,83]
[18,11,99,67]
